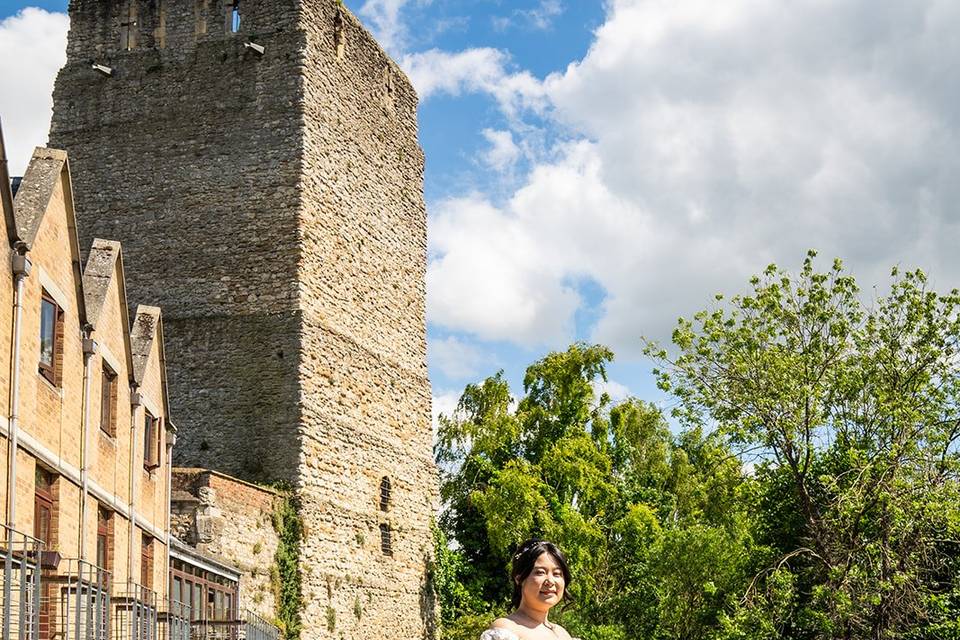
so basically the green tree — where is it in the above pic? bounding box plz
[435,344,756,639]
[648,252,960,638]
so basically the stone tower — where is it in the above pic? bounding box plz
[50,1,438,637]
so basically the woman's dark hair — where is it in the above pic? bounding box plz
[510,539,573,609]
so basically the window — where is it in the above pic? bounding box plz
[96,507,112,571]
[39,292,63,385]
[379,476,391,512]
[379,523,392,556]
[100,364,118,437]
[228,1,241,32]
[141,534,154,588]
[144,411,160,470]
[34,467,56,545]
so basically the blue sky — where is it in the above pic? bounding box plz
[3,0,960,426]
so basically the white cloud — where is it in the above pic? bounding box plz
[399,48,546,118]
[357,0,423,55]
[493,0,565,32]
[0,8,69,175]
[593,378,631,403]
[480,129,521,172]
[429,335,493,380]
[427,0,960,357]
[431,390,461,436]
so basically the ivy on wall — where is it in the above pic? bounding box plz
[271,488,304,640]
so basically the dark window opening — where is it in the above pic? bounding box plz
[141,534,154,588]
[100,364,118,437]
[34,467,56,545]
[379,523,392,556]
[379,476,391,512]
[96,507,113,571]
[144,411,160,470]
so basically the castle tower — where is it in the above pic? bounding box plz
[49,1,438,637]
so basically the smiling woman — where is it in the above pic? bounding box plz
[481,539,578,640]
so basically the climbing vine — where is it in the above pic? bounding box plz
[271,488,304,640]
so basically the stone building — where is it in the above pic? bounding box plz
[170,468,283,623]
[0,143,175,639]
[49,1,439,638]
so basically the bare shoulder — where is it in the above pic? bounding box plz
[491,617,522,631]
[482,619,523,640]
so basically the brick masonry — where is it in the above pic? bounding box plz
[49,1,439,638]
[171,468,282,622]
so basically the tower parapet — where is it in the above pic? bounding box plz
[65,0,301,58]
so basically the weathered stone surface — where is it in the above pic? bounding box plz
[50,1,439,637]
[172,468,281,622]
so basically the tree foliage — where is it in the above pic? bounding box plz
[435,344,756,638]
[434,253,960,640]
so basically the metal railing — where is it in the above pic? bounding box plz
[54,558,112,640]
[239,612,279,640]
[113,582,158,640]
[189,612,279,640]
[159,599,191,640]
[0,525,43,640]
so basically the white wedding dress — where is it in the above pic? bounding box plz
[480,629,579,640]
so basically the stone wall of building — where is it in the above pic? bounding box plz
[170,468,282,622]
[51,0,305,484]
[50,1,439,637]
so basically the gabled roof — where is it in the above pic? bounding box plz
[130,305,172,427]
[0,120,18,246]
[82,238,135,381]
[13,147,87,326]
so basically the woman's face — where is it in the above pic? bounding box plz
[519,552,565,611]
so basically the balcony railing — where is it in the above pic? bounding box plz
[189,612,279,640]
[114,582,159,640]
[2,547,278,640]
[158,599,191,640]
[0,525,43,640]
[52,558,112,640]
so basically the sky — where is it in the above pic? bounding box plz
[2,0,960,429]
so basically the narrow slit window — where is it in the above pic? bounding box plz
[231,2,241,32]
[144,411,161,470]
[379,523,392,556]
[379,476,391,512]
[100,364,118,437]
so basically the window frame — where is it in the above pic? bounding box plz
[141,534,154,589]
[96,507,113,572]
[100,363,118,438]
[143,411,160,471]
[39,291,62,385]
[34,467,56,545]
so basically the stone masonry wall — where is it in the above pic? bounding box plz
[50,1,439,637]
[296,4,438,639]
[171,469,282,622]
[51,0,304,483]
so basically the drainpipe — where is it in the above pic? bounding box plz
[5,249,30,529]
[3,248,30,640]
[78,333,97,562]
[128,388,142,587]
[164,429,176,601]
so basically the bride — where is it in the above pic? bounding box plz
[480,540,576,640]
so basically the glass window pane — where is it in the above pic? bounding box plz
[40,298,55,367]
